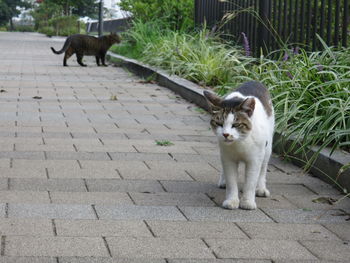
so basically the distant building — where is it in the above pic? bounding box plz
[103,0,128,19]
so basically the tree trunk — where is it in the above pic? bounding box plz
[9,18,14,31]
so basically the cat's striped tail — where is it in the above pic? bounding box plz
[50,37,71,54]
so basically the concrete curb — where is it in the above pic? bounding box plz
[107,51,350,193]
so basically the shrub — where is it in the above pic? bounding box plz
[8,24,35,32]
[38,26,55,37]
[48,15,82,36]
[119,0,194,31]
[111,21,350,168]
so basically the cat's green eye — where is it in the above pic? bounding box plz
[232,123,244,128]
[212,120,222,127]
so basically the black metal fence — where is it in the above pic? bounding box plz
[86,17,131,33]
[195,0,349,55]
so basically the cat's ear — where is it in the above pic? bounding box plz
[203,91,222,113]
[239,98,255,117]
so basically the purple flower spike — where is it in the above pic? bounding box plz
[293,47,299,55]
[286,72,293,79]
[241,32,251,56]
[317,64,324,71]
[283,51,289,61]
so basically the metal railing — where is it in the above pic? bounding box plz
[195,0,349,55]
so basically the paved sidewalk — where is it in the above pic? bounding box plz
[0,32,349,262]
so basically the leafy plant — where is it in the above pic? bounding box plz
[119,0,194,31]
[110,20,350,179]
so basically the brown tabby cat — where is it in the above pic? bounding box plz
[51,33,121,67]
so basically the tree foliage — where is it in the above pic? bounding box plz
[119,0,194,31]
[0,0,31,26]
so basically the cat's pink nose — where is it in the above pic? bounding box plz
[223,133,229,138]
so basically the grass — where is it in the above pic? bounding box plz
[155,140,174,146]
[111,20,350,179]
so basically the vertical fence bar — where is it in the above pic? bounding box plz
[242,0,246,38]
[257,0,270,54]
[334,0,340,47]
[277,0,282,40]
[326,0,332,45]
[343,0,349,47]
[294,0,299,44]
[306,0,312,48]
[312,0,318,50]
[253,0,258,54]
[267,0,271,51]
[195,0,198,25]
[300,0,305,45]
[320,0,326,41]
[288,0,293,42]
[271,0,277,50]
[283,0,288,42]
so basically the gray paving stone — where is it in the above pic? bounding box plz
[147,220,248,239]
[79,160,148,171]
[46,151,110,161]
[59,258,166,263]
[95,204,186,221]
[205,238,316,260]
[169,260,271,263]
[51,192,133,205]
[5,236,108,257]
[15,143,76,152]
[134,144,197,154]
[0,178,8,190]
[0,218,53,236]
[302,180,343,195]
[55,219,152,237]
[274,260,344,263]
[0,168,45,178]
[237,222,340,241]
[106,237,215,259]
[0,191,50,203]
[145,160,216,172]
[301,240,350,261]
[9,178,86,192]
[109,152,173,161]
[284,194,350,211]
[267,184,316,196]
[0,158,10,168]
[0,257,57,263]
[47,167,121,179]
[262,208,350,223]
[0,151,45,160]
[12,160,80,169]
[179,207,273,222]
[118,166,192,181]
[8,204,96,219]
[160,180,224,194]
[86,179,164,193]
[269,157,304,174]
[323,224,350,241]
[131,192,216,207]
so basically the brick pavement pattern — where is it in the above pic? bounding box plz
[0,32,349,262]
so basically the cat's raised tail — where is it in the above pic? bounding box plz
[51,37,71,54]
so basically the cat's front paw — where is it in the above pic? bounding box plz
[222,199,239,210]
[256,188,270,197]
[239,199,257,210]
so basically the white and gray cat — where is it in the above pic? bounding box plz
[204,81,274,210]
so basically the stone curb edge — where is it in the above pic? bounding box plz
[107,51,350,192]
